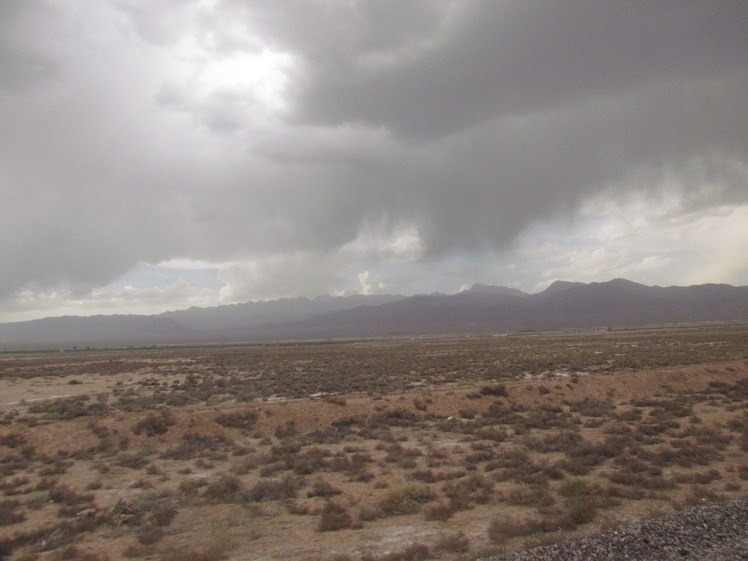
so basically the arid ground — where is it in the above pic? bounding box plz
[1,325,747,561]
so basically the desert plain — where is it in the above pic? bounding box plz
[1,325,747,561]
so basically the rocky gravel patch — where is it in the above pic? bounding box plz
[489,497,748,561]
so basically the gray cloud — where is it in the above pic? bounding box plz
[0,1,747,314]
[244,1,748,137]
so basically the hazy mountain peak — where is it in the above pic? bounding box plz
[605,278,648,289]
[461,284,528,297]
[541,280,586,295]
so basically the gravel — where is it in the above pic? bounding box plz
[486,497,748,561]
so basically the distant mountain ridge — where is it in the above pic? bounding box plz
[1,279,747,349]
[161,293,406,331]
[460,283,528,298]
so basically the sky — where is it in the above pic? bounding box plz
[1,1,747,323]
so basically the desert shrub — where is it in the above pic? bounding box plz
[48,485,94,507]
[410,469,438,483]
[8,516,105,553]
[371,408,421,428]
[259,461,289,477]
[560,495,598,526]
[230,457,259,475]
[606,469,676,490]
[132,410,175,436]
[423,500,461,521]
[203,474,245,503]
[325,454,369,474]
[358,504,383,522]
[487,514,543,543]
[644,440,723,468]
[383,544,431,561]
[28,395,97,420]
[642,399,694,420]
[291,448,331,475]
[270,440,302,456]
[676,425,732,447]
[307,480,342,498]
[0,433,27,448]
[0,499,25,526]
[616,408,643,422]
[613,454,659,473]
[178,479,207,494]
[557,478,591,498]
[286,500,311,515]
[274,421,298,439]
[412,398,428,411]
[636,419,680,437]
[459,408,477,420]
[34,476,59,491]
[474,427,508,442]
[214,410,258,430]
[605,484,646,500]
[727,413,748,451]
[672,468,721,485]
[480,384,508,397]
[303,426,349,445]
[247,476,300,502]
[484,446,528,472]
[727,412,748,433]
[724,481,741,492]
[0,475,32,495]
[378,485,434,516]
[674,486,727,510]
[504,483,552,507]
[602,421,632,435]
[0,456,24,479]
[162,433,234,461]
[382,443,423,468]
[113,452,148,470]
[560,439,618,475]
[37,459,71,477]
[737,465,748,480]
[465,449,493,464]
[136,526,163,545]
[317,502,358,532]
[442,473,494,504]
[523,406,576,430]
[435,532,470,553]
[151,506,178,527]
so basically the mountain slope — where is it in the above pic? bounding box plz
[160,294,406,331]
[274,279,748,338]
[1,280,747,349]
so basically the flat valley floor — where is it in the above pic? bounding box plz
[1,326,747,561]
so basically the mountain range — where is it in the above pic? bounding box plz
[1,278,747,350]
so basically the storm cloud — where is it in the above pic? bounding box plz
[1,1,747,320]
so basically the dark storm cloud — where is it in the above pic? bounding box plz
[0,0,747,308]
[244,1,748,137]
[0,1,62,92]
[232,0,748,256]
[247,2,748,253]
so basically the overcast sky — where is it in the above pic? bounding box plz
[1,1,747,322]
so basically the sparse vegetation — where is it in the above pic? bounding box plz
[0,326,746,560]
